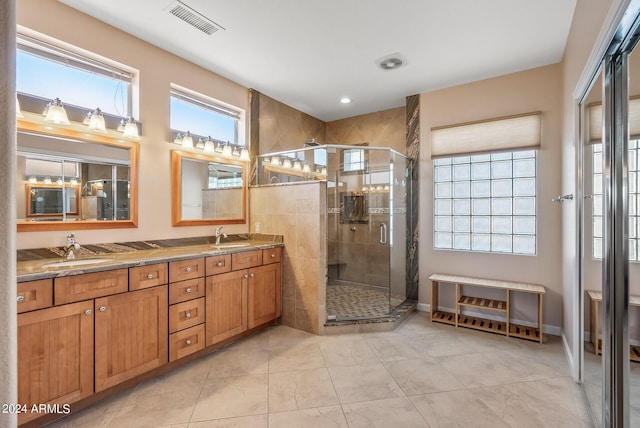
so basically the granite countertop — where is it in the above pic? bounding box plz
[17,234,284,282]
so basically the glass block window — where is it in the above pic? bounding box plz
[433,151,537,254]
[592,141,639,260]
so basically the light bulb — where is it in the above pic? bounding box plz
[302,163,311,174]
[70,178,78,185]
[203,139,215,153]
[44,98,70,125]
[239,148,250,161]
[271,156,281,166]
[123,117,140,140]
[28,176,37,184]
[181,131,193,149]
[321,167,327,176]
[196,138,205,150]
[173,133,183,145]
[88,108,107,133]
[56,178,63,186]
[222,144,233,157]
[43,176,52,184]
[283,158,292,169]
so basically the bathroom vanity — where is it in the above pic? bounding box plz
[16,237,282,427]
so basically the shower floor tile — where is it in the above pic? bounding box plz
[326,283,405,320]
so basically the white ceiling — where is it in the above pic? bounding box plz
[59,0,577,122]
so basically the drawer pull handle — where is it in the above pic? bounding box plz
[99,306,107,312]
[147,274,154,280]
[185,339,192,345]
[85,309,92,315]
[217,261,223,267]
[16,295,25,303]
[250,273,255,278]
[185,287,192,293]
[185,312,191,319]
[271,253,276,258]
[186,267,192,273]
[244,274,249,279]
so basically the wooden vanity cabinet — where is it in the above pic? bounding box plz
[95,285,168,392]
[206,270,248,346]
[17,300,94,425]
[248,262,282,328]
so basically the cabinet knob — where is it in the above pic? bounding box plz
[217,261,223,267]
[185,312,191,319]
[147,273,154,280]
[250,273,255,278]
[244,274,249,279]
[99,306,106,312]
[185,287,192,293]
[271,253,276,258]
[85,309,92,315]
[186,267,192,273]
[185,339,192,345]
[16,295,25,303]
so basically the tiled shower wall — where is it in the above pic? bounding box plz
[249,182,327,334]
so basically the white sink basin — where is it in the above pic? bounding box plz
[42,258,113,268]
[213,243,251,249]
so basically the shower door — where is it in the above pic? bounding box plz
[326,147,407,320]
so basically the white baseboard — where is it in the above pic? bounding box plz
[562,332,575,377]
[415,303,561,336]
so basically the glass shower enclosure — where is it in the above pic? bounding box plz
[257,145,410,321]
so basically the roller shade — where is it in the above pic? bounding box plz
[431,112,541,158]
[589,97,640,143]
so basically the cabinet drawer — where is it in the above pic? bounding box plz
[169,277,205,305]
[55,269,128,305]
[17,279,53,313]
[169,297,205,333]
[169,258,205,283]
[169,324,205,362]
[206,254,232,276]
[129,263,168,290]
[262,247,282,265]
[232,250,262,270]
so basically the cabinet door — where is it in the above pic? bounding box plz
[248,263,282,329]
[18,301,94,425]
[95,286,168,392]
[206,270,247,346]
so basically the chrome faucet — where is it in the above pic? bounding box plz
[63,233,81,260]
[214,226,227,246]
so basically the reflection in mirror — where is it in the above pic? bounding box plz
[171,150,246,226]
[16,118,138,231]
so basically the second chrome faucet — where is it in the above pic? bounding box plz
[214,226,227,246]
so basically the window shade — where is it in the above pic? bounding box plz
[589,97,640,143]
[431,112,541,158]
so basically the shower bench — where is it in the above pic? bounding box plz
[429,274,545,343]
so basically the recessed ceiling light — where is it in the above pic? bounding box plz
[340,97,352,104]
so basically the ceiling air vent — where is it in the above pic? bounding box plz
[166,0,225,35]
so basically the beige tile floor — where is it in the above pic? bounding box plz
[46,312,594,428]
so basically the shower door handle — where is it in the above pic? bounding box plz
[379,223,387,245]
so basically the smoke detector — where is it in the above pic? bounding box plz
[166,1,225,35]
[377,53,407,71]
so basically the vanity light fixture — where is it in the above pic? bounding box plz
[222,143,233,158]
[87,108,107,133]
[28,176,37,184]
[56,178,63,186]
[181,131,194,149]
[270,156,281,166]
[239,148,250,161]
[232,146,240,157]
[320,167,327,176]
[16,97,24,118]
[215,142,224,153]
[293,160,302,171]
[43,176,52,185]
[70,178,78,186]
[302,163,311,174]
[282,158,293,169]
[122,116,141,140]
[44,98,70,125]
[173,132,184,145]
[196,138,205,150]
[203,137,215,153]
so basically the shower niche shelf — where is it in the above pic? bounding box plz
[429,274,545,343]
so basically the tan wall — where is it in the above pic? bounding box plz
[560,0,618,365]
[419,63,564,331]
[326,106,406,153]
[258,93,326,154]
[249,183,327,334]
[16,0,250,249]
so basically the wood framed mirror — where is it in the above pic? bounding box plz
[171,149,247,226]
[17,113,138,231]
